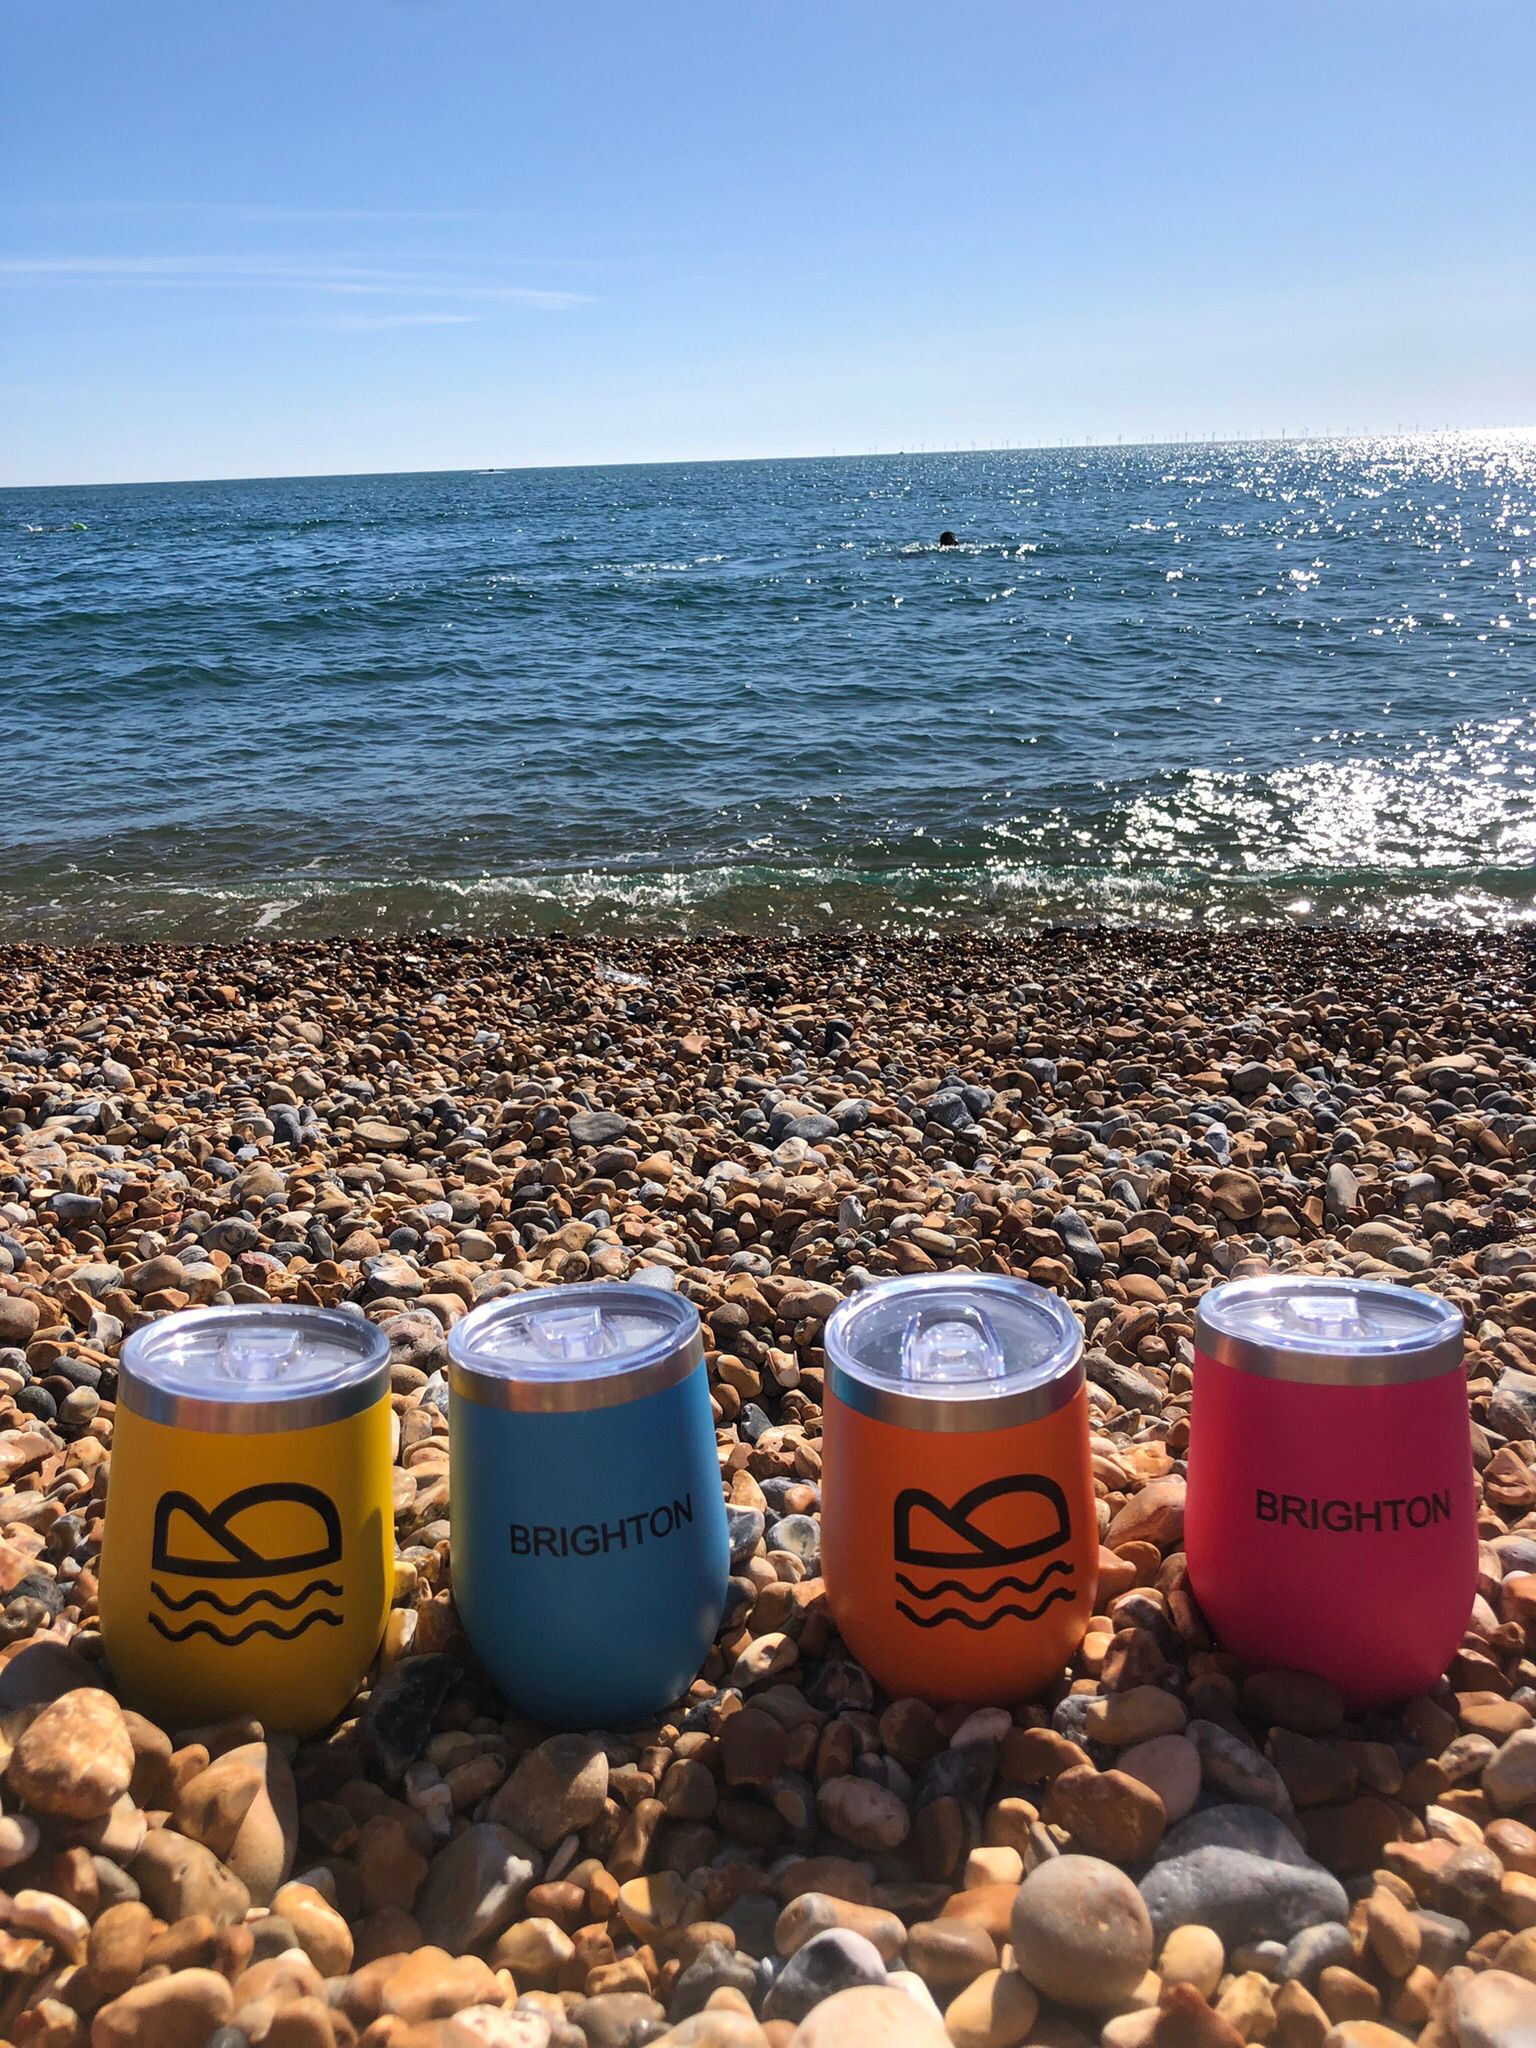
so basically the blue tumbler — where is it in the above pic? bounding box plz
[448,1282,729,1727]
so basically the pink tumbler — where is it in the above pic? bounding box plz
[1185,1276,1474,1710]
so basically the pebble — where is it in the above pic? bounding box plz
[904,1916,997,1995]
[10,1886,89,1961]
[1159,1923,1225,1999]
[775,1894,906,1963]
[1046,1764,1166,1860]
[1084,1687,1188,1746]
[1240,1670,1345,1735]
[815,1775,910,1850]
[131,1827,252,1924]
[786,1983,949,2046]
[415,1820,539,1950]
[271,1880,354,1976]
[667,1940,759,2019]
[7,1684,133,1817]
[1363,1889,1420,1978]
[1010,1853,1154,2007]
[92,1967,236,2048]
[963,1846,1023,1888]
[0,1812,41,1866]
[942,1966,1039,2048]
[1440,1966,1536,2045]
[659,2018,768,2048]
[1105,1475,1186,1550]
[1485,1728,1536,1814]
[1186,1718,1294,1814]
[762,1928,888,2023]
[491,1734,609,1848]
[1119,1736,1202,1825]
[1140,1807,1350,1947]
[1280,1920,1356,1985]
[175,1739,296,1905]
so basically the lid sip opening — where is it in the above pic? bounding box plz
[899,1305,1008,1386]
[522,1304,622,1366]
[214,1323,303,1385]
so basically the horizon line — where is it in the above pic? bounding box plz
[4,422,1533,493]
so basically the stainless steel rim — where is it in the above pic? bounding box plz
[1195,1278,1464,1387]
[118,1305,391,1433]
[448,1283,705,1412]
[826,1350,1085,1430]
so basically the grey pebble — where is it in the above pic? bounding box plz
[1230,1939,1287,1978]
[762,1929,887,2024]
[669,1939,761,2020]
[1139,1805,1349,1947]
[1279,1920,1354,1984]
[727,1507,765,1571]
[1414,1909,1472,1972]
[765,1514,819,1565]
[1188,1718,1294,1815]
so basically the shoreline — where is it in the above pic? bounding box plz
[3,879,1534,951]
[3,897,1536,950]
[1,926,1534,2043]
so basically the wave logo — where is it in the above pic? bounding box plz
[147,1483,344,1647]
[892,1474,1075,1631]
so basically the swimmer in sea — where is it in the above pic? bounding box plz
[938,530,958,547]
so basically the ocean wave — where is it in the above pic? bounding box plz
[3,849,1534,943]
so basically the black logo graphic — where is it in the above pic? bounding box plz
[147,1482,344,1646]
[893,1474,1075,1630]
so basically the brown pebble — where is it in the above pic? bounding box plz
[1364,1887,1420,1978]
[91,1967,235,2048]
[904,1915,997,1994]
[143,1911,222,1973]
[786,1984,948,2045]
[131,1830,251,1926]
[8,1688,134,1820]
[271,1881,354,1977]
[939,1885,1019,1940]
[1315,1966,1381,2024]
[83,1900,156,2003]
[998,1725,1091,1785]
[774,1893,905,1963]
[1273,1977,1331,2048]
[943,1966,1039,2048]
[1011,1854,1153,2008]
[1045,1765,1165,1861]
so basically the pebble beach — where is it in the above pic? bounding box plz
[2,924,1535,2048]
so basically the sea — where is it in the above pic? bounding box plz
[5,435,1535,943]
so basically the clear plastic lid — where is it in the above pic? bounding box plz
[119,1305,390,1431]
[448,1283,703,1412]
[825,1274,1083,1432]
[1196,1276,1463,1384]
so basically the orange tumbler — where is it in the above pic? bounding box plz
[821,1274,1096,1705]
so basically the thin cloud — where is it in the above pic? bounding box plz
[4,200,503,224]
[0,255,589,309]
[302,312,478,330]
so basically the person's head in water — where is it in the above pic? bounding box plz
[938,530,958,547]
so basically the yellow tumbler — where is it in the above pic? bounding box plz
[99,1305,393,1737]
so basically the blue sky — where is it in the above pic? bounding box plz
[4,0,1534,484]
